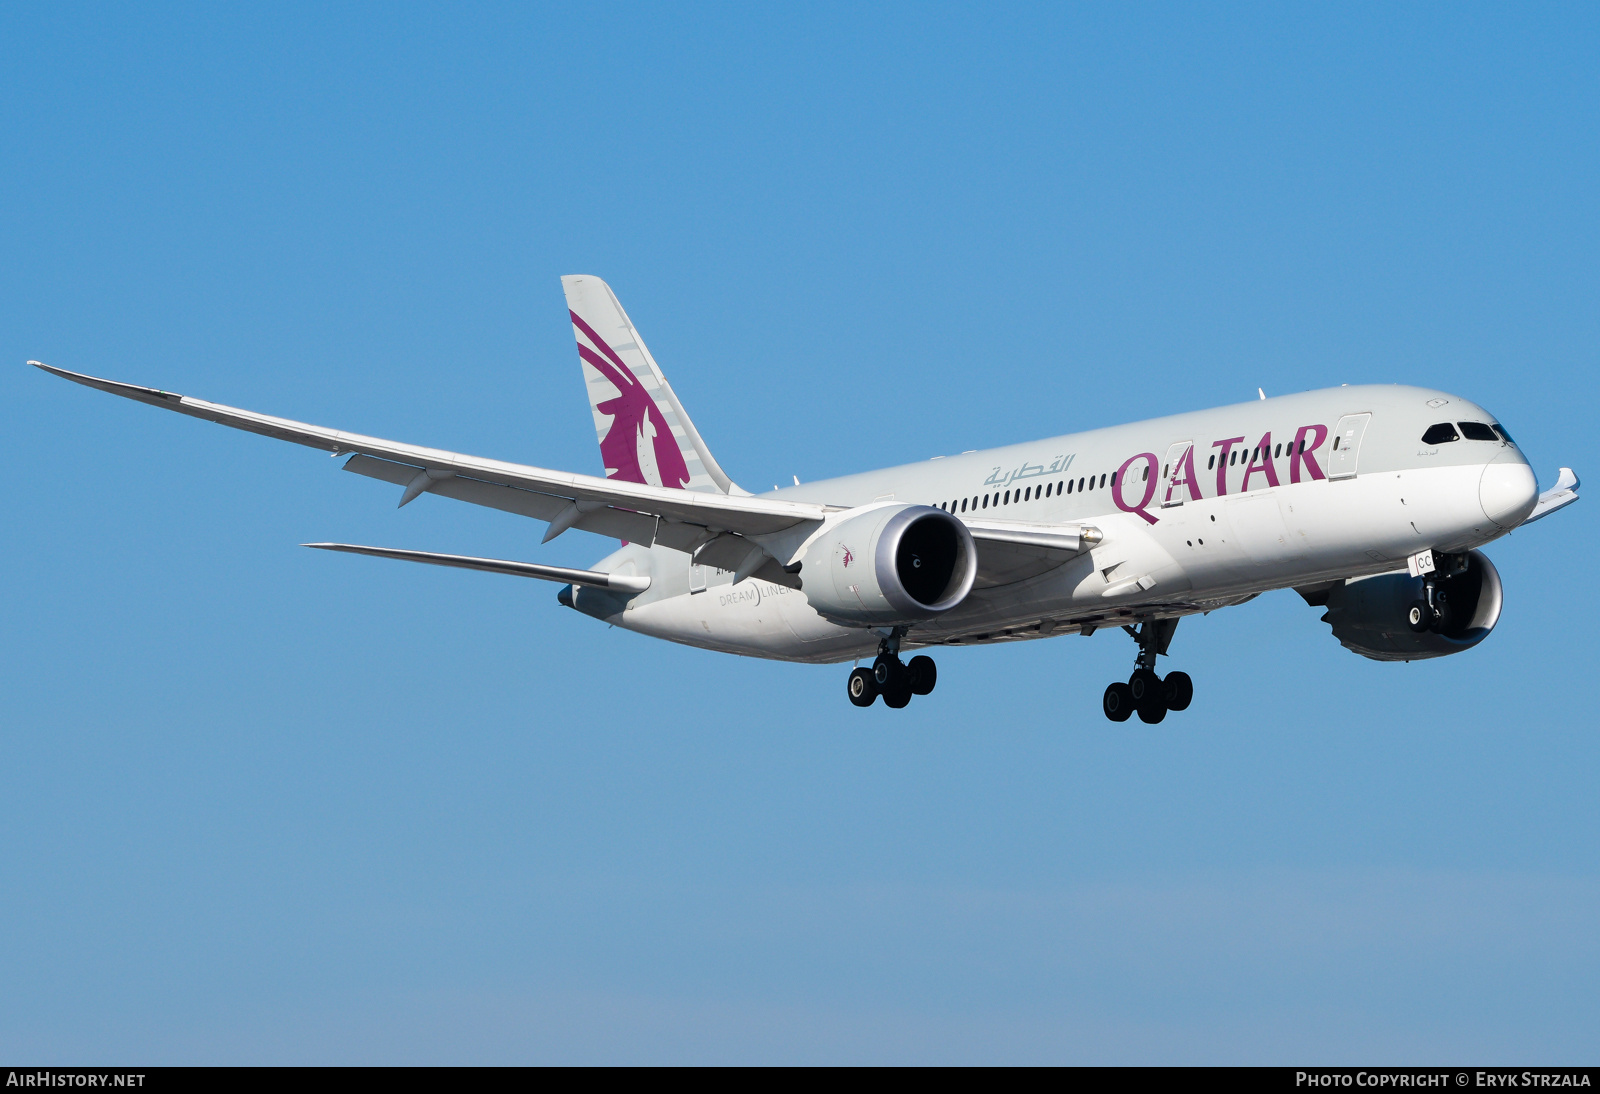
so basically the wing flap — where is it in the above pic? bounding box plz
[341,454,663,543]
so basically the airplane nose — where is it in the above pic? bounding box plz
[1479,451,1538,528]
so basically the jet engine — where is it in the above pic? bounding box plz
[1320,549,1503,661]
[799,504,978,627]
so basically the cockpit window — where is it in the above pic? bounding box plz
[1492,424,1515,445]
[1421,423,1459,445]
[1459,422,1498,441]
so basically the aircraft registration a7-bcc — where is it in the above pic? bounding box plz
[34,276,1582,722]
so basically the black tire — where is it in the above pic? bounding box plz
[1407,600,1432,633]
[1129,668,1166,723]
[907,655,937,695]
[1103,681,1134,722]
[882,682,913,708]
[1162,671,1193,712]
[1128,668,1161,705]
[873,656,904,689]
[847,667,878,707]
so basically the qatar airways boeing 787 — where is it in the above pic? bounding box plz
[32,275,1581,721]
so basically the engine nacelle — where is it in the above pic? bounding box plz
[799,504,978,627]
[1321,549,1503,661]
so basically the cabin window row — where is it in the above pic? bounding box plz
[927,422,1484,512]
[1205,438,1310,472]
[935,469,1130,514]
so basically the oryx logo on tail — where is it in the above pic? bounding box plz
[561,274,746,495]
[570,309,692,489]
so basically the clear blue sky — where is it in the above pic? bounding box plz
[3,2,1597,1064]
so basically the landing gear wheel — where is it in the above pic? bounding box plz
[847,667,878,707]
[1127,669,1166,723]
[873,656,901,689]
[1128,669,1161,706]
[1103,681,1134,722]
[1113,619,1189,722]
[872,655,913,708]
[1407,599,1431,633]
[1162,671,1193,712]
[907,655,937,696]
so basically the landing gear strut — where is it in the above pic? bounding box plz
[1408,552,1468,633]
[846,627,936,708]
[1103,619,1192,723]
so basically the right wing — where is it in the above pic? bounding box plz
[1520,467,1580,526]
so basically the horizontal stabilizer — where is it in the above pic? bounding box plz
[1521,467,1580,526]
[304,543,651,592]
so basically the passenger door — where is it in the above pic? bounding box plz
[1328,413,1372,480]
[1161,441,1195,507]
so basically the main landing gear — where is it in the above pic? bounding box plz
[847,627,936,708]
[1102,619,1193,724]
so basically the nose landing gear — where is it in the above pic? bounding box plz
[1102,619,1192,723]
[846,627,937,708]
[1409,551,1471,633]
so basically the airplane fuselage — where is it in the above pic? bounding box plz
[584,384,1537,663]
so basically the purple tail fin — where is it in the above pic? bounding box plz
[562,275,742,495]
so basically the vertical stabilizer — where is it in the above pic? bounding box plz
[561,275,743,495]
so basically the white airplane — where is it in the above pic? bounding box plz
[33,275,1581,721]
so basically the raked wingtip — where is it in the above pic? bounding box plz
[30,360,81,382]
[31,360,91,382]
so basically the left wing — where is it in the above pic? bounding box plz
[35,361,1098,585]
[960,516,1102,587]
[32,361,827,563]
